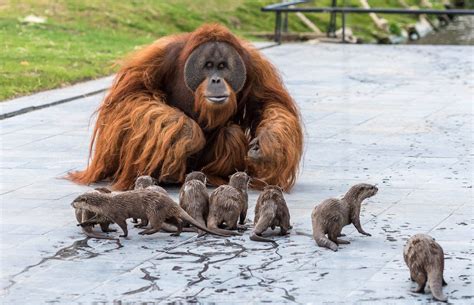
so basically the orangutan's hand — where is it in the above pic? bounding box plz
[247,137,262,161]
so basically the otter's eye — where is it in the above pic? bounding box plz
[205,61,213,69]
[217,62,226,69]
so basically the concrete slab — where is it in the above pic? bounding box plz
[0,43,473,304]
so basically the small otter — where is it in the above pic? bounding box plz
[179,171,209,235]
[72,190,229,238]
[311,183,378,251]
[133,175,168,225]
[134,175,168,194]
[250,185,291,243]
[403,234,448,302]
[73,187,118,241]
[207,172,249,236]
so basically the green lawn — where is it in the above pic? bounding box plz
[0,0,447,101]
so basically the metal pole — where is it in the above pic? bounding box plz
[275,11,282,43]
[327,0,338,37]
[342,12,346,43]
[282,0,289,32]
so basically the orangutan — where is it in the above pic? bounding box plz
[69,24,303,191]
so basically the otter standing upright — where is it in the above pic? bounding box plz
[207,171,249,235]
[250,185,291,243]
[311,183,378,251]
[403,234,447,302]
[179,171,209,235]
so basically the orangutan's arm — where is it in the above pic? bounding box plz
[243,44,303,192]
[247,102,303,191]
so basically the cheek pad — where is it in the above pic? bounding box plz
[184,48,207,91]
[226,52,246,93]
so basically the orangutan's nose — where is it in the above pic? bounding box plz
[211,76,222,84]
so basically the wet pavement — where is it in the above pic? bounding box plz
[1,43,473,304]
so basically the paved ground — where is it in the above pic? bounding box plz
[1,43,473,304]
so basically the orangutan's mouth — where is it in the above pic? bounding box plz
[206,96,229,104]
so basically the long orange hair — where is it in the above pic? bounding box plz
[69,24,303,191]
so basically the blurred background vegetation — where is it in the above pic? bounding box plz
[0,0,465,100]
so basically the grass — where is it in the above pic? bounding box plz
[0,0,285,100]
[0,0,449,101]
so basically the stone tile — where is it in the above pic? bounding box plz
[0,43,472,303]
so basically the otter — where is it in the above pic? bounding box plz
[179,171,209,235]
[132,175,168,225]
[134,175,168,194]
[250,185,291,243]
[73,187,118,240]
[403,234,448,302]
[311,183,378,251]
[72,190,229,238]
[207,172,249,236]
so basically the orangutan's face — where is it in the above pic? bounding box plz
[184,42,246,105]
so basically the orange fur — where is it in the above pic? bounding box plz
[246,103,303,191]
[69,94,205,189]
[201,124,248,185]
[69,24,303,191]
[194,80,237,130]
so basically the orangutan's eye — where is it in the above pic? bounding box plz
[205,61,213,69]
[218,62,226,69]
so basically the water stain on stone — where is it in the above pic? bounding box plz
[122,267,160,295]
[4,237,121,294]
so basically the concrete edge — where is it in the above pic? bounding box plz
[0,76,115,120]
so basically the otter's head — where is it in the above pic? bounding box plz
[134,175,156,190]
[263,185,284,199]
[184,171,207,184]
[71,194,93,209]
[229,171,250,190]
[351,183,378,199]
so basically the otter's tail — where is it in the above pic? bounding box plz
[313,231,338,251]
[82,227,119,241]
[428,270,447,302]
[250,232,276,244]
[193,214,208,237]
[178,208,236,237]
[250,205,276,243]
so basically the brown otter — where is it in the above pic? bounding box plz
[134,175,168,194]
[132,175,168,225]
[73,187,118,241]
[403,234,448,302]
[250,185,291,243]
[72,190,229,238]
[311,183,378,251]
[207,172,249,236]
[179,171,209,235]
